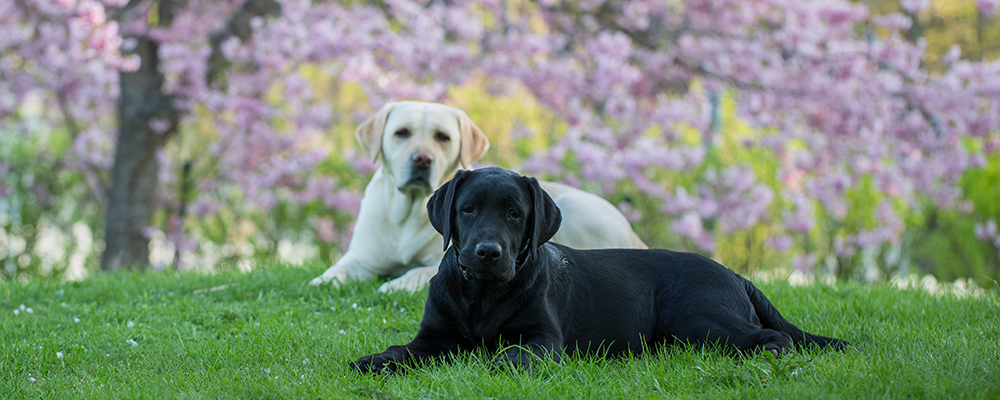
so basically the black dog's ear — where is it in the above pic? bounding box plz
[427,170,467,251]
[525,176,562,260]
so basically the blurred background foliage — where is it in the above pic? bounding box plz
[1,0,998,287]
[865,0,1000,68]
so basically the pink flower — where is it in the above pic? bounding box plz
[975,220,999,241]
[616,202,642,223]
[977,0,1000,16]
[874,13,911,31]
[783,194,815,233]
[901,0,929,14]
[510,122,535,140]
[834,236,857,258]
[76,1,107,26]
[315,217,338,243]
[766,235,793,252]
[148,118,171,134]
[673,212,704,241]
[793,253,819,274]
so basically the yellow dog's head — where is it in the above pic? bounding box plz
[354,101,490,195]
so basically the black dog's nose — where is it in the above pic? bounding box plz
[412,152,432,169]
[475,243,502,262]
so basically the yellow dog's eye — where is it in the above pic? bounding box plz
[394,128,411,138]
[434,131,450,142]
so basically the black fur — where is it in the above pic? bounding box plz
[352,167,852,373]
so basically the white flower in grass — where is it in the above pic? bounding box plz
[126,339,139,347]
[13,310,18,316]
[351,303,358,309]
[127,321,134,328]
[29,377,37,383]
[74,317,80,323]
[25,307,33,313]
[56,352,64,358]
[338,330,346,335]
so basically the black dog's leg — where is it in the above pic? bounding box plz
[493,343,557,370]
[741,278,856,351]
[351,335,460,374]
[492,333,561,371]
[730,329,794,357]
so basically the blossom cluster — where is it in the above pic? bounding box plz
[4,0,999,271]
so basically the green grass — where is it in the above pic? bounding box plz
[2,261,999,399]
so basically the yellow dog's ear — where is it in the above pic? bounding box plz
[354,102,396,162]
[456,110,490,168]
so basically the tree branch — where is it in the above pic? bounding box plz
[56,90,82,140]
[206,0,282,85]
[109,0,150,21]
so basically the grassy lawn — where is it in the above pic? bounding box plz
[2,261,999,399]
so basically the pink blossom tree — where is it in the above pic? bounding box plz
[3,0,998,278]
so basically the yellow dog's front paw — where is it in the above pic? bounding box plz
[377,267,436,293]
[308,266,350,286]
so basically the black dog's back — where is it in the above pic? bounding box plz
[549,243,852,354]
[541,245,663,355]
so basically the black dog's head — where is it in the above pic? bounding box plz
[427,167,561,282]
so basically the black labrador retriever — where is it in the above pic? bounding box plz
[352,167,851,373]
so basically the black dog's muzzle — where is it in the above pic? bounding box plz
[456,242,531,282]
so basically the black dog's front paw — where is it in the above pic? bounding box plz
[489,352,532,372]
[350,353,396,374]
[489,356,514,372]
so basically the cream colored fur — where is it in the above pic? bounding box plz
[308,101,645,292]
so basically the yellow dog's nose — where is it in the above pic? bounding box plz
[412,152,433,169]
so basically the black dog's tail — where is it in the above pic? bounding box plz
[743,279,854,351]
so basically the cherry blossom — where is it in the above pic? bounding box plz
[4,0,999,275]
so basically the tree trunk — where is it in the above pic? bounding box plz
[100,0,280,271]
[101,36,175,271]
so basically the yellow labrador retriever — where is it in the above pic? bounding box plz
[309,101,645,292]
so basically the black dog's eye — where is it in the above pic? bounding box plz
[461,206,475,214]
[394,128,411,138]
[508,209,520,219]
[434,131,450,142]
